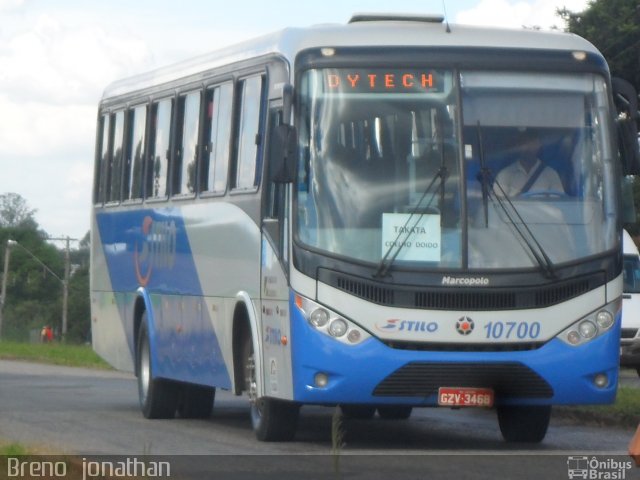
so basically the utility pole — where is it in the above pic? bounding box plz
[49,236,77,338]
[0,240,14,339]
[63,237,71,338]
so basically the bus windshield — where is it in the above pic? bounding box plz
[296,68,617,271]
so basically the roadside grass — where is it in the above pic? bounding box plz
[555,386,640,427]
[0,443,29,456]
[0,341,638,428]
[0,341,110,370]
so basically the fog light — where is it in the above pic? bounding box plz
[578,320,597,339]
[310,308,330,328]
[347,330,361,343]
[314,372,329,388]
[567,330,581,345]
[593,373,609,389]
[595,311,613,329]
[329,319,348,337]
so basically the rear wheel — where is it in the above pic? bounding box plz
[377,405,413,420]
[497,405,551,443]
[340,405,376,419]
[177,384,215,419]
[136,313,178,419]
[244,336,299,441]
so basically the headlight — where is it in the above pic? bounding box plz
[294,293,370,345]
[578,320,597,339]
[595,311,613,329]
[557,299,620,347]
[328,319,348,337]
[310,308,330,327]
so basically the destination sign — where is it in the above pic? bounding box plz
[322,69,444,94]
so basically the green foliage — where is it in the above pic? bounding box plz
[0,443,29,456]
[0,192,37,229]
[0,341,109,369]
[0,193,89,344]
[558,0,640,90]
[557,386,640,426]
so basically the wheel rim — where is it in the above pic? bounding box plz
[139,337,150,404]
[246,352,262,426]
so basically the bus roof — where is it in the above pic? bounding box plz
[102,18,601,100]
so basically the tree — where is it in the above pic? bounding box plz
[558,0,640,89]
[0,194,90,343]
[0,193,37,229]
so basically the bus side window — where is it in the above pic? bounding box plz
[233,74,265,190]
[125,105,147,201]
[107,110,125,203]
[147,98,173,199]
[94,114,110,204]
[174,91,201,196]
[201,82,233,194]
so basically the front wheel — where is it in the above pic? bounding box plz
[244,337,299,441]
[137,313,178,419]
[497,405,551,443]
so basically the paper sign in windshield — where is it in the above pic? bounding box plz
[382,213,441,262]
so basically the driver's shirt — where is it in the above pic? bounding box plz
[493,158,564,197]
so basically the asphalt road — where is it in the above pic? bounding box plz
[0,360,638,479]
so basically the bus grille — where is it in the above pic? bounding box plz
[323,270,597,311]
[622,328,638,339]
[373,362,554,398]
[382,341,544,352]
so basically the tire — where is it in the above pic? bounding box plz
[136,313,178,419]
[377,405,413,420]
[244,336,299,441]
[177,384,215,419]
[340,405,377,419]
[497,405,551,443]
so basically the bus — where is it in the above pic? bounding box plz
[91,14,640,443]
[622,229,640,375]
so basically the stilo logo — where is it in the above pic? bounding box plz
[375,319,438,333]
[456,316,475,335]
[134,216,177,286]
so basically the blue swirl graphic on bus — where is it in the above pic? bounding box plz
[134,216,177,287]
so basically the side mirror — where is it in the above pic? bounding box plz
[269,124,297,183]
[612,77,640,175]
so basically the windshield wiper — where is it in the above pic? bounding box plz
[475,125,556,278]
[373,154,448,279]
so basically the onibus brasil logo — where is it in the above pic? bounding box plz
[134,216,177,286]
[566,456,632,479]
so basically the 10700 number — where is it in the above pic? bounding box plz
[483,321,541,340]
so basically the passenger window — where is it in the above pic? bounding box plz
[94,115,110,204]
[202,82,233,194]
[125,105,147,200]
[174,91,201,195]
[234,75,264,190]
[147,98,173,199]
[108,110,125,203]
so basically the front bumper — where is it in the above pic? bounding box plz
[290,300,619,407]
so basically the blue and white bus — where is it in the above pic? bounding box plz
[91,14,640,443]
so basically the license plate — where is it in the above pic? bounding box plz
[438,387,494,407]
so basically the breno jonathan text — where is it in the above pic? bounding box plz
[7,457,171,479]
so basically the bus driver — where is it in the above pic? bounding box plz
[493,129,564,197]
